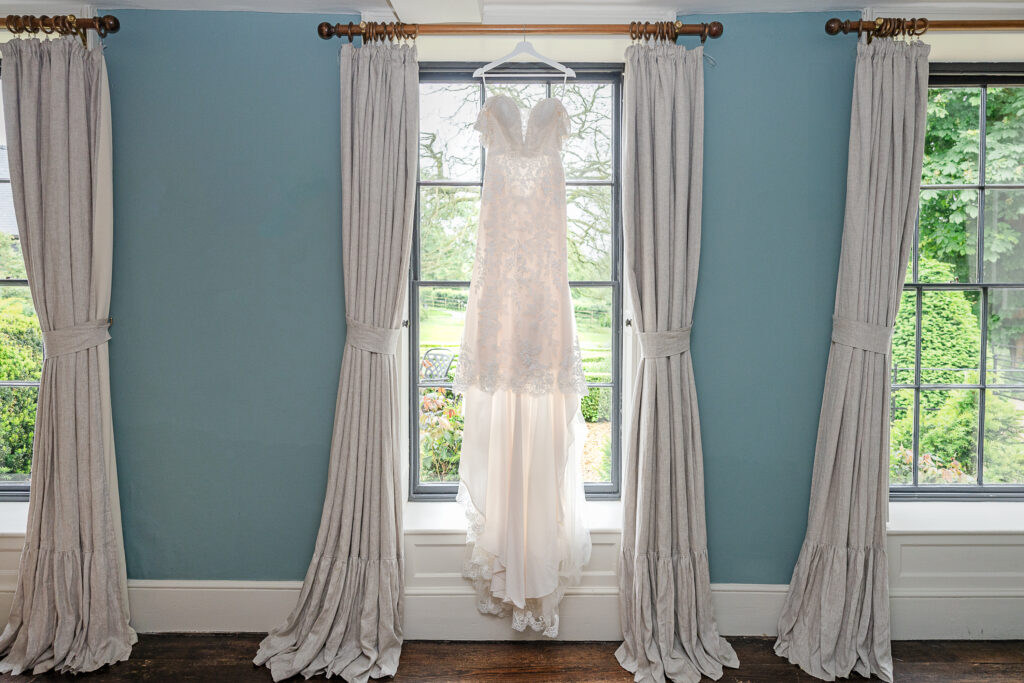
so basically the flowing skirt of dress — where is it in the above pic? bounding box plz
[457,386,591,637]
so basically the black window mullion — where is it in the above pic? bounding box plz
[979,85,988,188]
[976,86,988,487]
[979,287,988,485]
[913,286,922,487]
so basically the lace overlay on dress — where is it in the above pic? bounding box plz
[453,96,586,397]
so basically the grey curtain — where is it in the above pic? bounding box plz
[255,42,417,683]
[774,39,929,683]
[0,37,135,674]
[616,43,738,683]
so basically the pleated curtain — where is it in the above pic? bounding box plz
[774,39,930,682]
[0,37,136,674]
[616,43,738,683]
[255,42,417,683]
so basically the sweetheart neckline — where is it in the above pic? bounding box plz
[484,95,566,146]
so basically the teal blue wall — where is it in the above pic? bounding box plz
[103,10,359,579]
[683,12,858,584]
[103,10,857,583]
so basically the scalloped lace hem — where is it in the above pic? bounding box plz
[456,485,585,638]
[452,340,587,397]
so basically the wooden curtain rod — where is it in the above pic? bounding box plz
[826,17,1024,40]
[318,20,724,43]
[1,15,120,43]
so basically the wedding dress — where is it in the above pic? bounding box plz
[453,94,591,638]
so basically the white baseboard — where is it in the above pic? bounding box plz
[95,580,1024,640]
[127,580,304,634]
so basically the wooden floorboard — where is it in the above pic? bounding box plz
[0,635,1021,681]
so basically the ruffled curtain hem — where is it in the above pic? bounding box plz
[0,547,136,676]
[254,554,403,683]
[774,541,892,682]
[617,548,738,683]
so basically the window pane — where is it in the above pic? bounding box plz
[917,189,978,284]
[891,291,917,385]
[581,386,612,483]
[419,83,481,182]
[918,389,978,485]
[0,184,25,280]
[983,388,1024,484]
[0,386,35,483]
[889,388,914,485]
[572,287,611,384]
[988,288,1024,385]
[418,186,479,281]
[923,87,980,186]
[485,84,547,114]
[983,189,1024,283]
[418,287,467,383]
[920,289,980,385]
[0,286,42,381]
[562,83,613,181]
[567,186,612,281]
[418,386,462,483]
[985,87,1024,185]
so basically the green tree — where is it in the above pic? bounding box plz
[0,286,41,479]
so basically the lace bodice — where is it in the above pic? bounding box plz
[453,96,586,396]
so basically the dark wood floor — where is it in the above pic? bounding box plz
[0,635,1021,681]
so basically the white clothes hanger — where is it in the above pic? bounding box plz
[472,29,575,88]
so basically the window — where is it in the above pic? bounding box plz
[410,64,623,500]
[890,65,1024,497]
[0,94,40,501]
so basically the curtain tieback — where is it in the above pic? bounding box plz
[831,315,893,354]
[42,319,111,359]
[638,325,692,358]
[346,316,400,355]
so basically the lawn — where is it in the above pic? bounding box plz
[418,307,611,382]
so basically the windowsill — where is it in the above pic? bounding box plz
[888,500,1024,534]
[0,502,28,536]
[405,499,623,533]
[406,499,1024,536]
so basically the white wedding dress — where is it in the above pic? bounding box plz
[453,94,591,638]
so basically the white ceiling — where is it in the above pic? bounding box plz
[14,0,1024,21]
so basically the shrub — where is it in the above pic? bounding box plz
[419,387,463,482]
[891,257,980,414]
[581,387,611,423]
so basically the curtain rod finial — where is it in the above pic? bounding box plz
[825,18,844,35]
[317,21,335,39]
[708,21,724,38]
[101,15,119,34]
